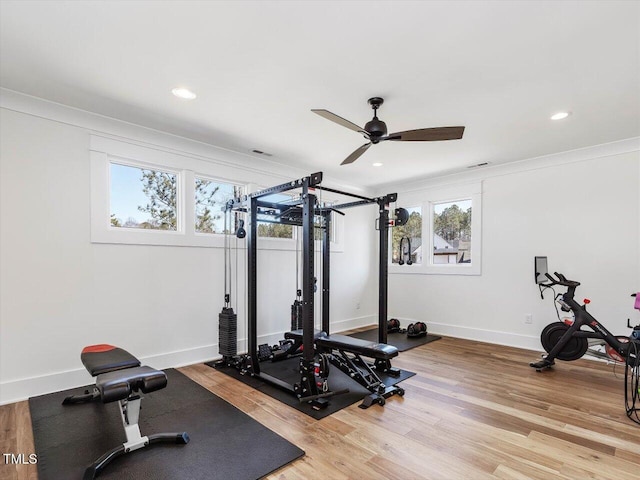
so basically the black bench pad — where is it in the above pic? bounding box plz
[284,329,327,341]
[96,366,167,403]
[284,330,398,360]
[81,344,140,376]
[317,334,398,360]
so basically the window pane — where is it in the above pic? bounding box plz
[257,222,294,238]
[195,178,239,234]
[110,163,177,230]
[392,207,422,264]
[433,199,472,264]
[257,192,294,238]
[314,214,333,241]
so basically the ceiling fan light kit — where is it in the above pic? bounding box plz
[312,97,465,165]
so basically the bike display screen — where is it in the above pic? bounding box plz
[535,256,548,284]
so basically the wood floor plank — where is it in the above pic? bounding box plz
[614,447,640,464]
[493,462,572,480]
[2,335,639,479]
[525,430,640,479]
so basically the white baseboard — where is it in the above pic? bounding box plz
[389,317,544,352]
[431,323,543,351]
[331,314,377,333]
[0,343,218,406]
[4,316,614,405]
[0,315,377,405]
[0,368,95,407]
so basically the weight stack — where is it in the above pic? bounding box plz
[219,307,237,356]
[291,300,303,331]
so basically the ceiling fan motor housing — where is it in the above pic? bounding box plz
[365,97,387,140]
[365,118,387,140]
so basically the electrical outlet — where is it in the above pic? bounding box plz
[525,314,533,324]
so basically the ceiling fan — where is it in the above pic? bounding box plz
[312,97,465,165]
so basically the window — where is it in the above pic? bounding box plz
[313,214,334,242]
[91,135,248,247]
[91,135,343,251]
[391,207,422,264]
[389,182,482,275]
[256,192,294,239]
[195,177,241,234]
[432,199,472,264]
[110,162,178,231]
[258,222,294,238]
[253,192,337,241]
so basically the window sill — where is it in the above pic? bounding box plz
[389,263,481,276]
[91,227,344,252]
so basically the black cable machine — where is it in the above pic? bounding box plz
[217,172,403,409]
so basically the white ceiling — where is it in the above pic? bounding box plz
[1,1,639,188]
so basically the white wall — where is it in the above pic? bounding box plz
[0,92,378,404]
[2,89,638,405]
[386,144,640,350]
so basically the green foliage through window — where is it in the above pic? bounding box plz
[110,163,177,231]
[257,223,293,238]
[138,170,177,230]
[433,200,472,264]
[195,178,238,234]
[392,208,422,264]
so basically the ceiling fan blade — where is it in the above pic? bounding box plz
[341,143,372,165]
[312,109,370,137]
[385,126,465,142]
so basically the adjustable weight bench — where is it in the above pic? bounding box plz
[63,345,189,480]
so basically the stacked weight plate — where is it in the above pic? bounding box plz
[219,307,237,356]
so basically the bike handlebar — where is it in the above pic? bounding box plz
[544,272,581,288]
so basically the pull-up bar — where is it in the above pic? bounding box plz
[313,185,374,202]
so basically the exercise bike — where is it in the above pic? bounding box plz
[530,271,638,371]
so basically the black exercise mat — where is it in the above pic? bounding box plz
[208,357,415,420]
[29,369,304,480]
[348,328,442,352]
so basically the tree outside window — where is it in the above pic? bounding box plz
[433,200,472,264]
[195,178,239,234]
[391,207,422,264]
[110,163,177,231]
[257,192,294,238]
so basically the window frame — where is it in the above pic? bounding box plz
[389,182,482,276]
[90,135,344,252]
[91,135,244,248]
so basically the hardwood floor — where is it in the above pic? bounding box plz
[2,335,639,479]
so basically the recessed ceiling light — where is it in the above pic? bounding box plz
[172,87,197,100]
[550,111,570,120]
[372,162,383,167]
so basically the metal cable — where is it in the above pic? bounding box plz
[223,208,229,306]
